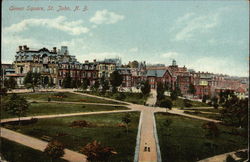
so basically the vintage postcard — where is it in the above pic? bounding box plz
[1,0,249,162]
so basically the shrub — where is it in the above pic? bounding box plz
[113,93,126,100]
[226,155,236,162]
[70,120,91,128]
[158,99,172,109]
[44,140,65,160]
[202,122,220,138]
[80,140,117,161]
[183,99,192,107]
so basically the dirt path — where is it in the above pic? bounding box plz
[146,90,157,106]
[0,110,137,123]
[0,127,87,162]
[198,149,248,162]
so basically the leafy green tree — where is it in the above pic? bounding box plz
[80,140,117,161]
[62,73,72,88]
[110,70,123,93]
[157,82,165,101]
[141,80,151,96]
[82,79,90,90]
[44,140,65,162]
[122,113,131,134]
[188,83,196,96]
[4,77,17,90]
[4,94,29,126]
[42,76,49,87]
[24,72,41,92]
[100,77,110,93]
[164,82,171,91]
[170,90,178,100]
[221,96,248,128]
[211,97,219,109]
[93,80,100,91]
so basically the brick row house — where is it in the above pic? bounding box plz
[5,45,248,99]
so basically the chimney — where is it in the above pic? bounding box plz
[23,45,28,51]
[53,47,57,53]
[19,46,22,51]
[93,59,96,63]
[85,60,89,63]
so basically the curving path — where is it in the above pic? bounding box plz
[4,89,224,162]
[0,127,87,162]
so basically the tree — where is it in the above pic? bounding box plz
[164,82,171,91]
[62,73,72,88]
[4,94,29,126]
[202,95,209,103]
[188,83,196,96]
[80,140,117,161]
[4,77,17,90]
[122,113,131,134]
[110,70,123,93]
[93,80,100,91]
[141,80,151,97]
[211,97,219,109]
[170,90,178,100]
[221,96,248,128]
[156,82,165,101]
[183,99,192,107]
[43,76,49,87]
[82,79,90,90]
[24,72,41,92]
[100,76,109,93]
[44,140,65,162]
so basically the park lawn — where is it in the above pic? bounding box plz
[155,112,247,162]
[183,111,222,120]
[1,102,129,119]
[0,138,67,162]
[3,112,140,162]
[165,96,209,108]
[184,108,221,113]
[19,92,122,104]
[84,91,147,105]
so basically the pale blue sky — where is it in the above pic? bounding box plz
[2,0,249,76]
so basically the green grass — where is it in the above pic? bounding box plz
[184,108,221,113]
[155,112,247,162]
[166,96,209,108]
[19,92,121,104]
[1,102,129,119]
[3,112,140,162]
[0,138,67,162]
[85,91,147,105]
[183,111,222,120]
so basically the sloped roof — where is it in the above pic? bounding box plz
[146,69,167,77]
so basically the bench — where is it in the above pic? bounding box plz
[41,135,52,142]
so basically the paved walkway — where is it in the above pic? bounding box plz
[0,127,87,162]
[0,110,137,123]
[146,90,157,106]
[4,89,225,162]
[198,149,248,162]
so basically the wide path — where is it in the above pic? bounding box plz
[138,108,158,162]
[0,127,87,162]
[198,149,248,162]
[0,110,137,123]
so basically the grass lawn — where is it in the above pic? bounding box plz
[84,91,147,105]
[1,102,129,119]
[3,112,140,162]
[183,108,221,113]
[155,112,247,162]
[0,138,67,162]
[166,96,209,108]
[183,111,222,120]
[19,92,122,104]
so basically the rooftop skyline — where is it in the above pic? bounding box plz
[2,0,249,77]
